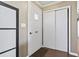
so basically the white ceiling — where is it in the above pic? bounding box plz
[35,1,62,8]
[38,1,55,5]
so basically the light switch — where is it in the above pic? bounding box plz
[21,23,26,28]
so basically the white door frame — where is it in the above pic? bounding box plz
[28,1,31,56]
[43,6,71,54]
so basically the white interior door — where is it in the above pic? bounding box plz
[28,2,42,56]
[43,11,55,49]
[0,3,17,57]
[43,8,68,52]
[55,8,68,52]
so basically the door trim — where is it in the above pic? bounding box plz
[0,1,19,57]
[42,9,43,45]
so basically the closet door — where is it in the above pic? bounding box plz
[55,8,68,52]
[43,11,55,49]
[0,2,19,57]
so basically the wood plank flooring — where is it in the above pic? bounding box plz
[30,47,76,57]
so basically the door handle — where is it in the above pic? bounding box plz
[29,32,32,35]
[35,31,38,33]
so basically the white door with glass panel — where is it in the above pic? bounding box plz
[0,2,17,57]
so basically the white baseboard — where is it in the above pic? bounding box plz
[41,45,46,48]
[69,52,78,56]
[26,55,29,57]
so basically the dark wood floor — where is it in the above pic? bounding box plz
[30,47,76,57]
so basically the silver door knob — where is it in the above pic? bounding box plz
[29,32,32,35]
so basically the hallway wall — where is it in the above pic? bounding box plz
[3,1,28,57]
[43,1,77,54]
[3,1,77,56]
